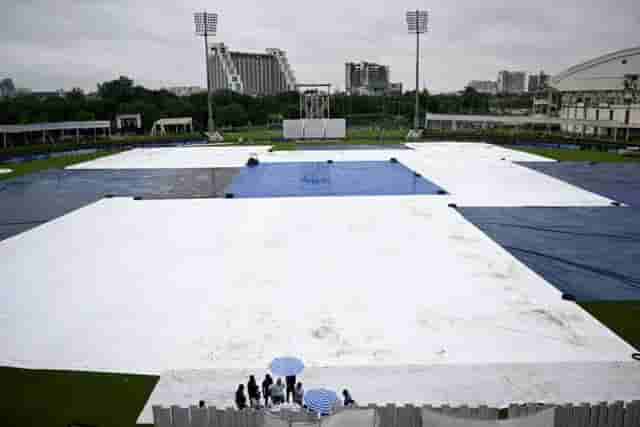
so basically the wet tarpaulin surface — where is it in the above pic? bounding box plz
[519,162,640,207]
[0,168,239,241]
[459,207,640,301]
[227,161,447,198]
[297,144,411,150]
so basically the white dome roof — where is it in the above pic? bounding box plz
[551,46,640,92]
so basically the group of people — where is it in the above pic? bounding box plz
[235,374,304,409]
[234,374,356,412]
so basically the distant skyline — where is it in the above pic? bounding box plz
[1,0,638,93]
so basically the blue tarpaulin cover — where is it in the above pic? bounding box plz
[0,168,238,240]
[228,161,446,198]
[460,207,640,301]
[520,162,640,207]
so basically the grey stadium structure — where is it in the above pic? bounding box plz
[208,43,297,96]
[551,46,640,140]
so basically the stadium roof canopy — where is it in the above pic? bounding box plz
[0,121,111,134]
[550,46,640,92]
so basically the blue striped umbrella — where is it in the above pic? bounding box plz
[303,388,338,415]
[269,356,305,376]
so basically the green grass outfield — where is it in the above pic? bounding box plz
[2,127,637,159]
[0,150,123,181]
[0,366,158,427]
[212,126,640,146]
[222,128,282,142]
[580,302,640,350]
[219,127,409,142]
[0,133,205,158]
[270,139,408,151]
[517,147,640,162]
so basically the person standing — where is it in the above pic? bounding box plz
[285,375,296,403]
[247,375,260,408]
[235,384,247,410]
[293,382,304,406]
[262,374,273,407]
[270,378,285,405]
[342,389,355,406]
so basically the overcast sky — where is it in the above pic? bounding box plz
[1,0,638,93]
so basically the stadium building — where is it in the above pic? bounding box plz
[528,71,549,93]
[551,46,640,140]
[345,62,402,95]
[208,43,297,96]
[497,70,526,94]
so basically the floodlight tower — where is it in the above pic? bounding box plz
[194,11,218,133]
[406,10,428,130]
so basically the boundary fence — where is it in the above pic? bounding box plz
[153,400,640,427]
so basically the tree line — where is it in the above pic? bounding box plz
[0,76,533,131]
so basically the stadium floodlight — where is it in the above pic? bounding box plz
[406,10,429,130]
[194,12,217,36]
[194,11,218,133]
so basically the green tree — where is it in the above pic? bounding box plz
[97,76,136,103]
[67,88,85,101]
[75,110,95,121]
[461,86,489,114]
[216,103,248,127]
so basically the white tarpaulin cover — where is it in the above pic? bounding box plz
[2,143,637,425]
[2,196,632,374]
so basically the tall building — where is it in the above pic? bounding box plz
[0,78,16,98]
[345,62,398,95]
[387,82,403,96]
[467,80,497,95]
[209,43,296,96]
[497,71,526,94]
[528,71,549,93]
